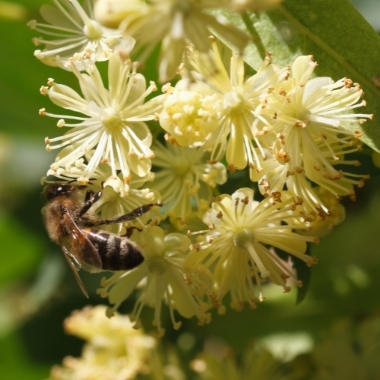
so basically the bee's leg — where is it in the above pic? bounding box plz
[121,226,142,238]
[91,203,162,226]
[84,189,94,202]
[79,190,103,216]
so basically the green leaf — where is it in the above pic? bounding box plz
[218,0,380,151]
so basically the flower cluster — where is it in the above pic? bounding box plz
[165,41,372,217]
[49,305,185,380]
[93,0,251,82]
[31,0,373,333]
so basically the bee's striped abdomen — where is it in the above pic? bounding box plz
[86,229,144,271]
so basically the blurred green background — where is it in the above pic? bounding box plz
[1,0,380,379]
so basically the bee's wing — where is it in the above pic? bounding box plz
[63,212,103,269]
[60,243,89,299]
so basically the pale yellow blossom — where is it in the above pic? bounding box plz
[149,141,227,221]
[258,55,371,212]
[185,39,282,174]
[186,188,316,310]
[42,53,164,182]
[49,305,155,380]
[28,0,134,68]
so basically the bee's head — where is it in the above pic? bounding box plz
[43,183,84,201]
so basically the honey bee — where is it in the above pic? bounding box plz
[42,183,158,298]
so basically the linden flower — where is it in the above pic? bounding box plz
[98,226,210,336]
[27,0,135,68]
[49,305,156,380]
[98,0,250,82]
[149,141,227,221]
[41,53,165,182]
[186,188,317,310]
[186,38,283,174]
[261,55,372,205]
[159,80,220,148]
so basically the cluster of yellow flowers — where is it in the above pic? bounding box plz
[49,305,287,380]
[30,0,372,334]
[49,306,184,380]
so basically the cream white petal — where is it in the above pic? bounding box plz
[302,77,334,103]
[39,4,80,28]
[256,230,307,255]
[107,265,150,305]
[165,268,200,319]
[48,83,88,111]
[78,74,107,105]
[291,55,313,84]
[226,124,248,169]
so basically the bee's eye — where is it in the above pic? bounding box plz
[44,183,81,202]
[45,184,74,201]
